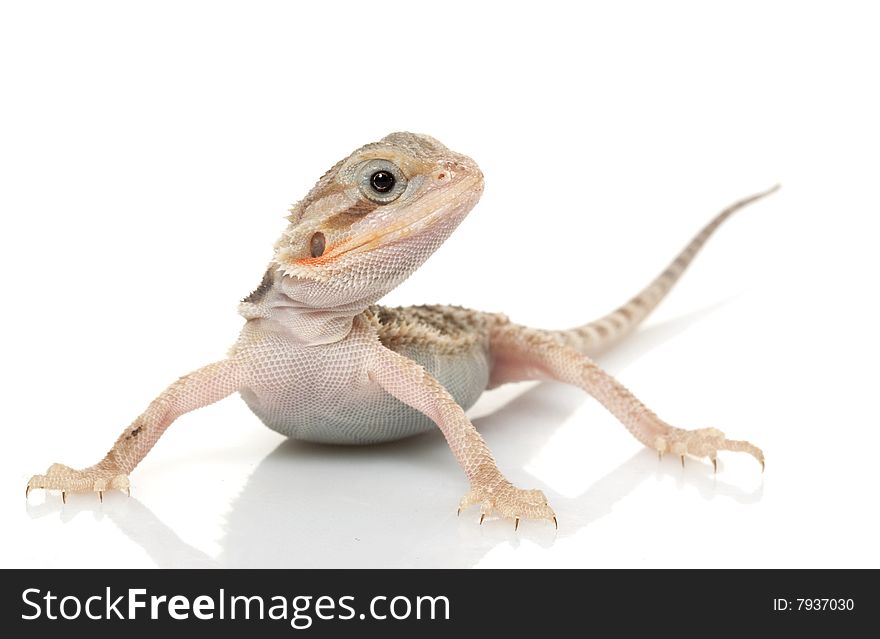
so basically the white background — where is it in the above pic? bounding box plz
[1,1,878,568]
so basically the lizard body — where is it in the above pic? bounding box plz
[27,132,774,525]
[237,303,498,445]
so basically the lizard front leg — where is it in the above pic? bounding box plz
[368,341,556,529]
[489,324,764,470]
[27,359,242,501]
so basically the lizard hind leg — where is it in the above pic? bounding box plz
[488,324,765,471]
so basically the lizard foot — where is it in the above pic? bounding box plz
[26,463,130,502]
[655,427,764,471]
[458,481,556,529]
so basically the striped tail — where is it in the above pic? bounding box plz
[546,185,780,355]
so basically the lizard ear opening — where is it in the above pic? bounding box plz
[310,232,326,258]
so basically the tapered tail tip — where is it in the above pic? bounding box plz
[759,183,781,199]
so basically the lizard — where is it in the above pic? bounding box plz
[26,132,776,528]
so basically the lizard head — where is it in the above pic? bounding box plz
[272,132,484,309]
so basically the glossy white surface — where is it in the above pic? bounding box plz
[2,1,879,568]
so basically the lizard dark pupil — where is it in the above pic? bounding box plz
[370,170,395,193]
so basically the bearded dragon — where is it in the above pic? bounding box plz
[26,132,775,528]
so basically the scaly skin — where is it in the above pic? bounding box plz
[27,132,776,527]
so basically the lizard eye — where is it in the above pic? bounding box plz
[358,159,407,204]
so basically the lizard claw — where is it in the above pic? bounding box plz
[458,481,556,529]
[27,463,130,503]
[655,427,764,474]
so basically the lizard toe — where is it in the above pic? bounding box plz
[460,482,556,528]
[655,427,764,471]
[26,464,130,501]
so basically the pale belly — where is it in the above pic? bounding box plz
[239,337,491,445]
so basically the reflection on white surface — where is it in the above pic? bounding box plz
[26,427,762,569]
[23,306,764,569]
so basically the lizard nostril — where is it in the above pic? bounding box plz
[433,168,454,184]
[310,232,326,258]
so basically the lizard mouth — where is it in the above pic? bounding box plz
[292,174,483,268]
